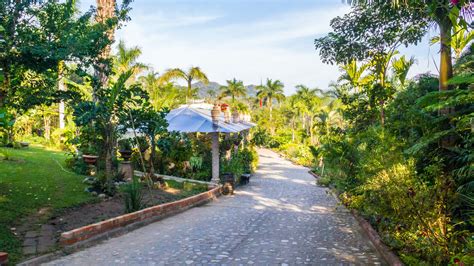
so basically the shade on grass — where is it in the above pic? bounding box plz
[0,146,93,263]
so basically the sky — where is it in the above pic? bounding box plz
[79,0,439,95]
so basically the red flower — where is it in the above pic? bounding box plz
[451,0,459,5]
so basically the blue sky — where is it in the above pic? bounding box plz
[80,0,439,94]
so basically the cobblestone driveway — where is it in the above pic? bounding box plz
[46,149,384,265]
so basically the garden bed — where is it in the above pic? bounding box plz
[49,185,205,234]
[18,180,209,261]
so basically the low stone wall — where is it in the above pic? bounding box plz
[59,186,221,247]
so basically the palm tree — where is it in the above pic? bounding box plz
[295,85,325,143]
[337,59,372,92]
[113,40,148,82]
[140,71,183,110]
[283,95,300,142]
[219,78,246,103]
[160,67,209,103]
[431,24,474,60]
[391,55,416,87]
[256,79,285,121]
[95,0,116,97]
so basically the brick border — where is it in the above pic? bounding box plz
[59,186,221,247]
[350,210,403,266]
[307,170,320,179]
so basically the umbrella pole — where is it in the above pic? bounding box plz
[211,132,220,184]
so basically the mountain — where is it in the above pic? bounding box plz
[192,81,258,99]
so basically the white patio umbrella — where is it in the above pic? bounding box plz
[165,103,255,183]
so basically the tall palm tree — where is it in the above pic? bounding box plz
[160,67,209,103]
[95,0,115,97]
[256,79,285,121]
[219,78,246,103]
[337,59,371,92]
[391,55,416,87]
[113,40,148,82]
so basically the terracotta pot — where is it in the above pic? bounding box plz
[119,150,133,161]
[82,154,98,165]
[0,252,8,265]
[211,104,220,123]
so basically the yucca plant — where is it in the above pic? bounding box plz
[121,176,143,213]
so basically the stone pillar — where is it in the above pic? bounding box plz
[211,132,220,184]
[119,161,133,181]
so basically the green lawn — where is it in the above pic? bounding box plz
[0,145,93,263]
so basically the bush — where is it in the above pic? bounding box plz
[278,143,314,166]
[121,176,143,213]
[239,146,258,173]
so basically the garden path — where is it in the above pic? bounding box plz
[45,148,384,265]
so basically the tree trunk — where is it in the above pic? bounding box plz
[94,0,116,100]
[269,98,273,121]
[104,122,116,178]
[187,79,192,103]
[58,61,66,129]
[438,20,453,94]
[0,64,9,107]
[291,118,295,142]
[44,115,51,140]
[149,136,156,175]
[211,132,220,183]
[438,18,454,149]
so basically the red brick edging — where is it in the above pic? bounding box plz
[308,170,320,179]
[351,210,403,266]
[59,186,221,247]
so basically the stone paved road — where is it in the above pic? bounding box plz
[46,149,384,265]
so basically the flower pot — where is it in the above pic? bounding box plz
[0,252,8,265]
[119,150,133,161]
[211,104,220,123]
[82,154,99,165]
[220,103,229,112]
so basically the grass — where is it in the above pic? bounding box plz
[0,145,93,263]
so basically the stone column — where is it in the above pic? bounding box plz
[211,132,220,184]
[119,161,133,181]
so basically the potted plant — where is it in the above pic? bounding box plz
[118,139,133,161]
[82,146,99,165]
[220,103,229,112]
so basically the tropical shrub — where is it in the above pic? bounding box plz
[121,176,143,213]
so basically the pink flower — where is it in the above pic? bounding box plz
[451,0,459,5]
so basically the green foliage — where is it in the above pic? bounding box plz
[315,1,427,65]
[0,108,14,144]
[221,155,244,183]
[121,176,143,213]
[238,146,259,173]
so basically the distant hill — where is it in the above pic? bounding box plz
[192,81,258,99]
